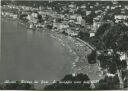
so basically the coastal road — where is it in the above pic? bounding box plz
[0,18,73,81]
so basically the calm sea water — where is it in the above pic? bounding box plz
[0,18,73,81]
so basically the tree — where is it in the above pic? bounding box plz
[78,31,90,41]
[44,73,91,90]
[84,16,93,25]
[37,14,42,23]
[87,50,97,64]
[124,70,128,88]
[95,75,120,90]
[92,23,128,89]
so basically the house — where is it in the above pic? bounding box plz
[117,51,128,69]
[27,14,32,21]
[65,28,78,37]
[122,53,128,69]
[29,23,34,29]
[114,15,128,23]
[93,20,99,30]
[125,5,128,10]
[76,15,82,25]
[121,8,125,14]
[118,5,122,8]
[2,12,4,16]
[27,14,38,24]
[124,22,128,26]
[106,73,115,77]
[90,6,93,9]
[68,3,76,8]
[95,10,102,14]
[120,52,127,61]
[32,12,38,18]
[13,14,17,19]
[57,23,68,32]
[106,6,110,9]
[93,18,102,31]
[112,1,118,5]
[107,49,113,56]
[86,11,91,16]
[80,4,86,9]
[89,32,95,37]
[111,6,116,10]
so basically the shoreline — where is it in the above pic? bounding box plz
[2,16,103,82]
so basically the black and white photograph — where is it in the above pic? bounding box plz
[0,0,128,90]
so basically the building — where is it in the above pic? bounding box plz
[76,15,82,25]
[115,15,128,23]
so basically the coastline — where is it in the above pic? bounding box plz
[1,1,128,90]
[2,16,103,82]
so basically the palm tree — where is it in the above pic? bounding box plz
[94,23,128,89]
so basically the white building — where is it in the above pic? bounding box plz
[13,14,17,19]
[90,6,93,9]
[32,12,38,18]
[76,15,82,25]
[115,15,128,20]
[125,5,128,10]
[111,6,116,10]
[90,32,95,37]
[106,73,115,77]
[106,6,110,9]
[115,15,128,23]
[86,11,91,16]
[27,14,38,24]
[80,4,86,9]
[93,18,102,31]
[117,52,128,69]
[120,53,127,61]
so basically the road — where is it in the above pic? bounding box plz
[0,18,73,81]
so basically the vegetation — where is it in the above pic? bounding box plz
[44,73,91,90]
[1,0,128,90]
[91,23,128,89]
[87,50,97,64]
[92,23,128,51]
[95,75,120,90]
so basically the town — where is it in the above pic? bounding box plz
[1,0,128,90]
